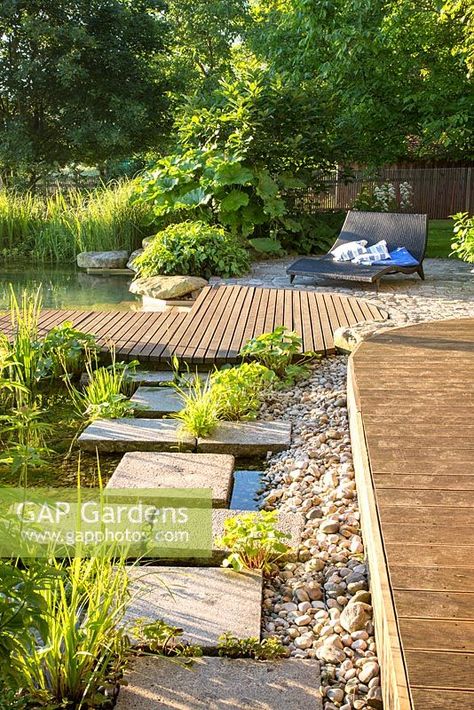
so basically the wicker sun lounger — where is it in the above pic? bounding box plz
[287,211,428,287]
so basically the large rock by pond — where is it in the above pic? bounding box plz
[129,275,208,300]
[126,249,144,273]
[77,250,129,269]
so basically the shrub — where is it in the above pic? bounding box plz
[451,212,474,263]
[218,511,291,573]
[352,181,413,212]
[133,220,250,279]
[43,321,98,378]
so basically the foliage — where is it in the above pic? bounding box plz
[0,0,172,183]
[240,326,307,379]
[133,220,250,279]
[43,322,98,378]
[451,212,474,263]
[251,0,473,162]
[3,555,132,707]
[131,618,203,657]
[210,363,275,420]
[218,632,286,660]
[68,354,138,421]
[352,182,413,212]
[279,210,346,255]
[173,375,221,438]
[219,511,291,573]
[0,181,154,262]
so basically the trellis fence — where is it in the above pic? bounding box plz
[303,166,473,219]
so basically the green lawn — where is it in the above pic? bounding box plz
[426,219,454,258]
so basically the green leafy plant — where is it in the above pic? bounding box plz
[133,220,250,279]
[43,322,98,378]
[218,632,286,660]
[131,618,203,657]
[210,363,275,420]
[240,326,305,378]
[451,211,474,263]
[67,352,138,421]
[218,511,291,573]
[173,375,221,438]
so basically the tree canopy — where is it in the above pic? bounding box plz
[0,0,171,182]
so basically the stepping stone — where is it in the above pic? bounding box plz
[78,419,195,453]
[130,387,185,417]
[123,566,262,651]
[198,421,291,456]
[106,452,234,508]
[116,656,322,709]
[126,370,209,386]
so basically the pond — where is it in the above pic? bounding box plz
[0,263,139,311]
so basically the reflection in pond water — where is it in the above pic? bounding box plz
[0,264,139,311]
[230,469,264,511]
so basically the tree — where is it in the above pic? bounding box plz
[0,0,172,184]
[250,0,474,163]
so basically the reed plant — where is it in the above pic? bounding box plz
[173,374,221,438]
[0,180,154,263]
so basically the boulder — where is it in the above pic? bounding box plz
[340,601,372,633]
[77,250,129,269]
[129,275,208,300]
[333,322,391,353]
[127,249,143,273]
[142,236,155,249]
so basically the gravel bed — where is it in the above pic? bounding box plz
[258,357,382,710]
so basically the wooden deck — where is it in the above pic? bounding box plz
[0,285,385,366]
[348,318,474,710]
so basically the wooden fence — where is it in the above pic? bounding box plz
[303,166,473,219]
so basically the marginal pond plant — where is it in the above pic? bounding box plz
[240,325,313,383]
[217,632,286,661]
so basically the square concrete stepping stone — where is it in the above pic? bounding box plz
[106,452,234,507]
[124,566,262,651]
[127,370,209,386]
[116,656,322,710]
[78,419,195,452]
[130,387,185,417]
[197,421,291,456]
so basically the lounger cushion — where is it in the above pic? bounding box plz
[331,240,368,262]
[352,240,390,265]
[373,247,419,267]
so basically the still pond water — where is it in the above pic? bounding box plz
[0,264,139,310]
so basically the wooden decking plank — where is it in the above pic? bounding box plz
[315,293,335,353]
[194,285,242,364]
[380,505,474,525]
[274,287,285,329]
[386,543,474,568]
[405,650,474,690]
[306,292,325,352]
[147,312,188,363]
[411,689,474,710]
[213,285,250,364]
[382,524,474,545]
[226,286,258,358]
[118,313,163,356]
[186,285,237,364]
[299,290,316,352]
[390,566,474,593]
[283,287,293,330]
[164,287,225,359]
[135,311,176,359]
[262,287,277,335]
[250,287,271,341]
[394,590,474,620]
[374,474,474,488]
[377,489,474,506]
[400,618,474,653]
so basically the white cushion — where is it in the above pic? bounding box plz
[331,240,368,262]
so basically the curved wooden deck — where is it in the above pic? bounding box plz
[348,318,474,710]
[0,285,385,366]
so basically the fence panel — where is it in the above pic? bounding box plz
[308,166,473,219]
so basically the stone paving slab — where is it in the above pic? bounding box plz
[126,370,210,386]
[124,566,262,650]
[106,452,234,507]
[130,387,186,417]
[78,419,195,452]
[116,656,322,709]
[197,421,292,456]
